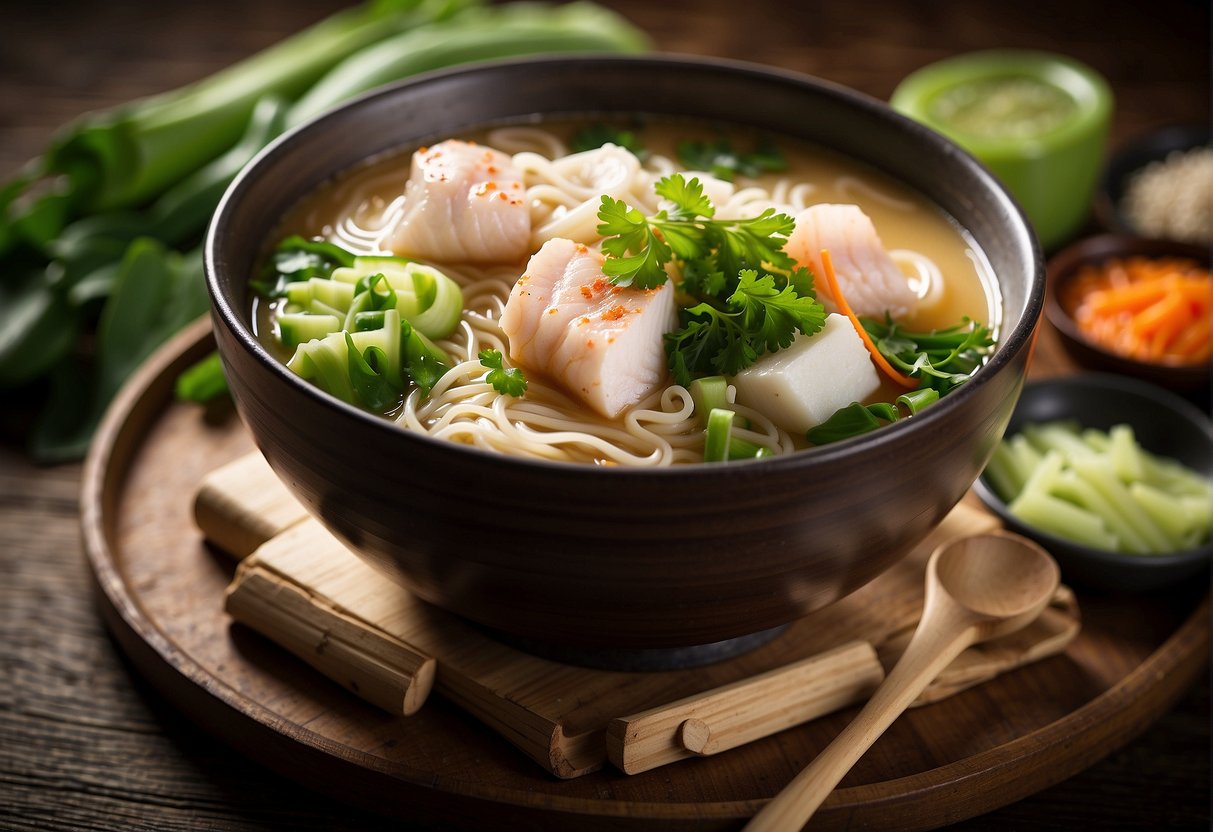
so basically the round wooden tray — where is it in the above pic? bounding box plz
[81,317,1210,831]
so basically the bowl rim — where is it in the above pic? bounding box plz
[205,52,1045,478]
[974,372,1213,564]
[1044,231,1212,376]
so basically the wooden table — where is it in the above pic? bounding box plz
[2,1,1208,829]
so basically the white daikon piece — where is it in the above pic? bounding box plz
[732,313,881,434]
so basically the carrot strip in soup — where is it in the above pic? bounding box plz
[819,249,918,388]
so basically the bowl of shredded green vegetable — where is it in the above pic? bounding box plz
[975,374,1213,592]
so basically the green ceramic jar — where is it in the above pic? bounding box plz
[891,50,1113,251]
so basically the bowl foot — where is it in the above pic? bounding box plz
[480,624,790,671]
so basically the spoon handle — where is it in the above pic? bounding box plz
[743,622,976,831]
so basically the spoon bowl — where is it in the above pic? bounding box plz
[746,531,1060,831]
[931,532,1063,636]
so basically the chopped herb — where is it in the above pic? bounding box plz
[479,347,527,397]
[897,387,939,414]
[861,315,996,395]
[569,122,648,160]
[676,134,786,182]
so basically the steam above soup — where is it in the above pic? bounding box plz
[253,120,1000,465]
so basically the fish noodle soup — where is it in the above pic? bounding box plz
[253,119,1001,466]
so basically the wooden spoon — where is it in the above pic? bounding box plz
[744,530,1060,831]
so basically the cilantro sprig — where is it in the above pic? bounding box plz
[479,348,527,397]
[596,173,825,385]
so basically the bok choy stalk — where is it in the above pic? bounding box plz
[287,1,650,125]
[1,0,473,248]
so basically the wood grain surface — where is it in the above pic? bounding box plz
[2,0,1209,830]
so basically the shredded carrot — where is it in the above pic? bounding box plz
[820,249,918,388]
[1060,255,1211,365]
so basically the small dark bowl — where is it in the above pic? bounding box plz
[206,56,1043,652]
[974,374,1213,593]
[1094,123,1211,239]
[1045,233,1211,396]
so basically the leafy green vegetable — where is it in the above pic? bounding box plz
[479,348,527,397]
[569,122,648,160]
[3,0,472,235]
[401,320,450,396]
[806,402,893,445]
[175,352,230,404]
[675,134,786,182]
[346,334,400,412]
[0,0,649,462]
[861,315,995,395]
[256,235,359,296]
[31,239,211,462]
[286,1,650,127]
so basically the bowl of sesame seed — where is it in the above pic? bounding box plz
[1095,124,1211,246]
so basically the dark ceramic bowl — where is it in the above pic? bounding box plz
[1094,123,1210,239]
[974,375,1213,593]
[1045,233,1211,396]
[206,56,1043,654]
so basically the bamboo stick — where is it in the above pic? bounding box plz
[606,641,885,774]
[194,452,307,558]
[226,563,435,715]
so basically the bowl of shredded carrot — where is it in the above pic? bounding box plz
[1045,233,1211,394]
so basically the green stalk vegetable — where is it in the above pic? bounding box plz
[985,420,1213,555]
[3,0,474,245]
[287,1,650,126]
[1,0,649,462]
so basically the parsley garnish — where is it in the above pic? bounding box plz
[596,174,824,385]
[676,135,786,182]
[667,270,826,385]
[479,348,527,397]
[596,174,798,290]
